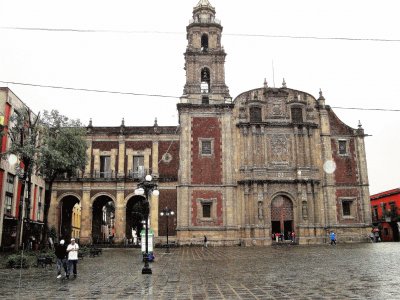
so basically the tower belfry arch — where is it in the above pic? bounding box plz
[182,0,230,105]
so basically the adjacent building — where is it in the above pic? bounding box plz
[370,188,400,242]
[0,87,46,250]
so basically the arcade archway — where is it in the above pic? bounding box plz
[59,195,81,241]
[271,195,294,240]
[92,196,115,244]
[126,196,147,244]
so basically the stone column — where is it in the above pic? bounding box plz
[303,127,310,166]
[152,141,159,177]
[114,188,125,243]
[118,137,125,177]
[80,184,92,244]
[150,192,159,237]
[294,126,299,168]
[355,130,371,224]
[48,190,59,233]
[93,149,100,177]
[110,149,117,177]
[144,148,151,174]
[84,138,92,177]
[244,184,250,225]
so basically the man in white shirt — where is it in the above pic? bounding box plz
[66,238,79,278]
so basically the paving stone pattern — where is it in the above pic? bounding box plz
[0,243,398,299]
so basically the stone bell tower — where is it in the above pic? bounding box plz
[177,0,237,245]
[182,0,230,105]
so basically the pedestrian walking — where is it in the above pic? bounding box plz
[330,231,336,245]
[67,238,79,278]
[55,239,68,279]
[204,235,208,247]
[291,231,296,243]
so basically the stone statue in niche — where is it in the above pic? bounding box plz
[239,106,246,119]
[302,201,308,219]
[271,135,289,163]
[253,91,258,100]
[258,201,263,220]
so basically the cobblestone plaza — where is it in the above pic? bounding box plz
[0,243,399,299]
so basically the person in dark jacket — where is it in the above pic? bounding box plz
[55,239,68,279]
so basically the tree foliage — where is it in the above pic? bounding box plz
[37,110,87,180]
[6,107,41,177]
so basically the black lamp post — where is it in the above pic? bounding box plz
[134,174,159,275]
[160,207,174,253]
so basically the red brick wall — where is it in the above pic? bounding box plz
[191,117,222,184]
[328,109,354,135]
[158,189,177,236]
[158,141,179,180]
[331,139,358,184]
[191,190,223,226]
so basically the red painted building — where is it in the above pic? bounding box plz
[0,87,46,250]
[370,188,400,242]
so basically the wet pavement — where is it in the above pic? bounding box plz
[0,242,399,299]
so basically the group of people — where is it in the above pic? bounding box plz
[272,231,296,243]
[55,238,79,279]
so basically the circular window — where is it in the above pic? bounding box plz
[162,153,172,163]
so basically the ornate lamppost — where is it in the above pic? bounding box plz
[160,207,174,253]
[134,174,159,275]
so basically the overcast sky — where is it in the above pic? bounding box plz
[0,0,399,195]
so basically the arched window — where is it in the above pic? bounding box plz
[201,34,209,52]
[200,67,210,94]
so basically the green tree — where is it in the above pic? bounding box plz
[37,110,87,248]
[6,107,41,250]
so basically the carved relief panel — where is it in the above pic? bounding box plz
[267,98,287,119]
[267,134,292,167]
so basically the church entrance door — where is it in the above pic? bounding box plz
[271,195,294,240]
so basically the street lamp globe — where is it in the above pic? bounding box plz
[8,153,18,165]
[152,189,160,196]
[135,187,144,196]
[145,174,152,181]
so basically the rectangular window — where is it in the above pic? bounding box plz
[4,173,15,215]
[201,140,212,155]
[5,195,13,215]
[389,202,396,217]
[100,156,111,178]
[250,106,262,122]
[291,107,303,123]
[372,206,378,219]
[6,173,15,193]
[342,200,352,216]
[338,140,347,155]
[202,203,211,218]
[37,187,43,220]
[133,156,144,179]
[202,95,209,105]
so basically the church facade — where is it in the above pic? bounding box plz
[49,0,372,246]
